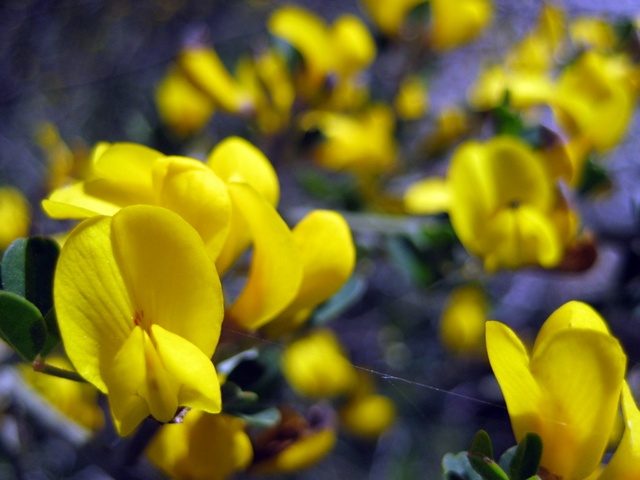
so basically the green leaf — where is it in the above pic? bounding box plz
[442,452,482,480]
[311,274,367,325]
[0,291,47,361]
[40,309,61,357]
[467,453,509,480]
[509,433,543,480]
[577,157,611,196]
[1,236,60,315]
[470,430,494,460]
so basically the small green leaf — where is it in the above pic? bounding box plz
[577,157,611,196]
[0,291,47,361]
[470,430,494,460]
[467,453,509,480]
[509,433,543,480]
[40,309,61,357]
[1,236,60,315]
[311,274,367,325]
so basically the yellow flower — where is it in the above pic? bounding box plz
[394,75,429,120]
[0,186,30,251]
[251,406,337,474]
[439,285,487,356]
[486,301,627,479]
[264,210,356,337]
[358,0,427,37]
[405,136,577,271]
[597,382,640,480]
[337,371,396,439]
[281,329,358,400]
[267,6,375,103]
[300,104,397,175]
[155,65,216,138]
[570,16,617,52]
[21,355,104,431]
[429,0,493,51]
[54,205,224,436]
[551,50,638,152]
[146,411,253,480]
[44,138,304,332]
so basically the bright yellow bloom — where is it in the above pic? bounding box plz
[146,411,253,480]
[300,104,397,175]
[439,285,487,356]
[405,136,577,271]
[54,205,224,436]
[421,106,471,154]
[394,75,429,120]
[281,329,358,399]
[265,210,356,336]
[598,382,640,479]
[486,301,627,479]
[0,186,30,251]
[267,6,375,103]
[21,355,104,431]
[155,65,216,138]
[429,0,493,51]
[551,50,638,153]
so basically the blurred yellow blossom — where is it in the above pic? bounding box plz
[429,0,493,51]
[394,75,429,120]
[439,285,487,356]
[486,301,627,479]
[21,355,104,431]
[146,411,253,480]
[405,136,578,271]
[570,16,617,52]
[359,0,427,37]
[251,406,337,474]
[0,186,30,251]
[281,329,358,399]
[300,104,397,176]
[55,205,224,436]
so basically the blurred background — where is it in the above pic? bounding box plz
[1,0,640,479]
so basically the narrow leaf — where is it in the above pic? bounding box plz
[470,430,494,460]
[509,433,543,480]
[468,453,509,480]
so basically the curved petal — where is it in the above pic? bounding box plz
[225,183,303,331]
[206,137,279,206]
[110,205,224,356]
[152,156,231,260]
[92,143,162,203]
[598,382,640,480]
[533,301,611,353]
[43,181,121,219]
[268,210,355,332]
[486,321,542,440]
[531,329,626,479]
[152,324,221,415]
[55,215,132,392]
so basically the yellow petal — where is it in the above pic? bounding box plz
[598,382,640,480]
[147,411,253,480]
[440,285,487,355]
[330,15,376,76]
[486,321,542,440]
[110,205,224,356]
[0,186,30,250]
[404,177,450,214]
[268,210,355,334]
[225,183,303,330]
[55,215,132,393]
[533,300,611,353]
[152,156,231,260]
[530,329,626,479]
[429,0,493,51]
[359,0,427,37]
[339,393,396,439]
[178,47,252,114]
[206,136,279,206]
[152,324,221,415]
